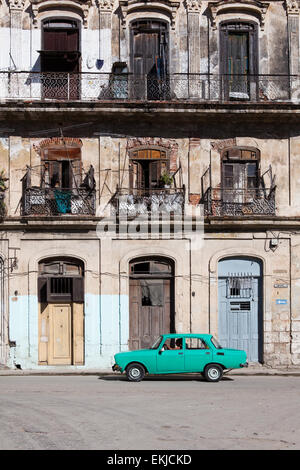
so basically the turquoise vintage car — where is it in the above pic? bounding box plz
[112,334,248,382]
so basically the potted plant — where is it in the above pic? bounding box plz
[160,172,173,188]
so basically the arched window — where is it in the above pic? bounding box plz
[221,147,260,190]
[221,146,260,208]
[41,139,82,191]
[38,257,84,303]
[129,147,170,191]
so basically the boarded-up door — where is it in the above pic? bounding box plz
[129,279,172,350]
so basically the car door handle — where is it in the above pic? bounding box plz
[178,352,183,355]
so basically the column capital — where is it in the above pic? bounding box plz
[8,0,25,10]
[286,0,300,15]
[185,0,202,13]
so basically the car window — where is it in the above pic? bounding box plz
[185,337,209,350]
[211,336,223,349]
[151,336,163,349]
[162,337,183,350]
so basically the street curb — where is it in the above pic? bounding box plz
[0,369,300,377]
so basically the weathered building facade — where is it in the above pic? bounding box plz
[0,0,300,370]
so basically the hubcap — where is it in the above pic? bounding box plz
[208,367,220,380]
[130,367,141,378]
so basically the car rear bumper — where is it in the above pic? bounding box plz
[240,362,248,368]
[112,364,122,372]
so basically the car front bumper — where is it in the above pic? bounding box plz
[112,364,122,372]
[240,362,248,368]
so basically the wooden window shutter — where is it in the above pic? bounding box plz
[72,277,84,303]
[38,277,48,303]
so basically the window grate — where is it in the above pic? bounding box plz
[50,277,72,295]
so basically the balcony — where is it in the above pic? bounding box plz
[203,187,276,217]
[0,72,299,103]
[22,187,96,217]
[111,187,185,217]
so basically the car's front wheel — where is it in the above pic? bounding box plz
[203,364,223,382]
[126,363,145,382]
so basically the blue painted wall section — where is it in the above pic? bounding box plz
[8,294,129,370]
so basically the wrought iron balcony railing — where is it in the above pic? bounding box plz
[22,187,96,216]
[111,187,185,217]
[203,187,276,217]
[0,71,299,103]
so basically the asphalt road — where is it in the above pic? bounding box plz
[0,374,299,451]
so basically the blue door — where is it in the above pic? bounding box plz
[218,257,262,362]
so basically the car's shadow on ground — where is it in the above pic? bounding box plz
[98,374,234,382]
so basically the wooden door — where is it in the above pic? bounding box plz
[48,303,72,365]
[129,279,172,350]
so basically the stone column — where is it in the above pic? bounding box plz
[98,0,114,72]
[286,0,300,76]
[8,0,25,70]
[185,0,201,74]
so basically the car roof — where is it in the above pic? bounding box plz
[162,333,212,339]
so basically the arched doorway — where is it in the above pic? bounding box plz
[129,257,175,350]
[38,257,84,365]
[218,256,263,363]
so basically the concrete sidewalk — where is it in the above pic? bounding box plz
[0,364,300,376]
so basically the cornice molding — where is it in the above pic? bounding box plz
[119,0,180,29]
[29,0,92,27]
[208,0,270,30]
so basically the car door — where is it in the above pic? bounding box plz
[184,337,213,372]
[156,337,185,373]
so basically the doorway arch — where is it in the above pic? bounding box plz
[38,256,84,365]
[129,256,175,350]
[218,256,263,363]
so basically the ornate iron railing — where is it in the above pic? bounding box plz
[203,187,276,217]
[22,187,96,216]
[111,187,185,216]
[0,71,299,102]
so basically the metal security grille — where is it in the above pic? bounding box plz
[50,277,73,295]
[230,301,251,311]
[226,274,253,298]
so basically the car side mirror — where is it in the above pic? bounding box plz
[159,349,163,355]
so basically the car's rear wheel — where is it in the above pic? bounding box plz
[126,363,145,382]
[203,364,223,382]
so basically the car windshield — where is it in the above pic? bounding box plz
[151,336,163,349]
[211,336,223,349]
